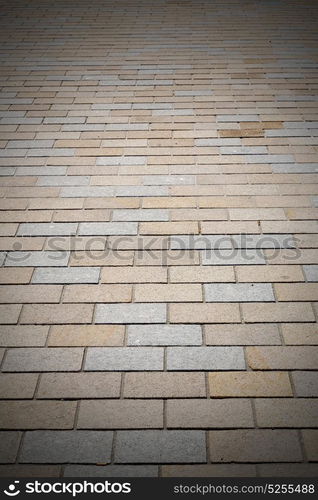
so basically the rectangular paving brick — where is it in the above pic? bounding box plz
[115,430,206,463]
[242,302,315,322]
[139,222,199,235]
[0,304,21,324]
[170,303,240,323]
[292,372,318,396]
[5,251,69,268]
[0,432,21,464]
[169,266,235,283]
[2,348,84,372]
[205,283,274,302]
[63,465,158,477]
[101,266,167,283]
[20,303,94,324]
[48,325,124,347]
[79,222,138,235]
[205,324,281,345]
[209,372,292,397]
[167,399,253,428]
[63,284,131,303]
[0,326,48,347]
[302,430,318,461]
[85,347,164,371]
[247,346,318,369]
[38,372,121,399]
[275,283,318,301]
[123,372,206,398]
[0,374,38,398]
[303,265,318,282]
[0,285,62,303]
[78,400,163,429]
[255,399,318,427]
[134,284,202,302]
[236,265,304,282]
[167,347,245,370]
[95,303,167,324]
[17,223,78,236]
[209,430,302,462]
[0,401,76,429]
[127,324,202,346]
[20,431,113,463]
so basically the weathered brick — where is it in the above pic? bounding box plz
[3,348,84,372]
[0,401,76,429]
[170,303,240,323]
[127,324,202,346]
[209,372,292,397]
[95,303,166,324]
[48,325,124,347]
[85,347,164,371]
[123,372,206,398]
[167,347,245,370]
[205,324,281,345]
[38,372,121,399]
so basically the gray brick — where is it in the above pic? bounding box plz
[115,430,206,463]
[143,175,195,185]
[196,138,240,146]
[167,347,245,370]
[17,223,77,236]
[221,146,267,155]
[20,431,113,463]
[116,186,169,197]
[209,430,302,462]
[60,187,115,198]
[171,235,233,250]
[292,372,318,396]
[255,399,318,427]
[5,251,69,267]
[259,463,318,478]
[3,348,84,372]
[0,252,5,266]
[112,209,169,222]
[272,164,318,173]
[7,140,54,148]
[79,222,137,236]
[37,176,90,186]
[127,324,202,346]
[96,156,146,166]
[202,249,265,265]
[16,167,67,176]
[85,347,164,371]
[245,154,294,164]
[95,303,167,324]
[0,432,21,463]
[205,283,274,302]
[64,465,158,477]
[303,265,318,281]
[32,267,100,284]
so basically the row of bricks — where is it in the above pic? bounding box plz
[1,463,317,478]
[0,371,316,398]
[1,429,317,464]
[1,265,317,284]
[0,398,318,429]
[0,195,316,210]
[1,346,318,371]
[1,323,316,347]
[1,283,318,302]
[1,221,317,235]
[0,301,317,324]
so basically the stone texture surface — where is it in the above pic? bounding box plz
[0,0,317,476]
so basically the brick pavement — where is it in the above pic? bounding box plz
[0,0,317,478]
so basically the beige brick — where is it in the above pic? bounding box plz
[139,222,199,235]
[302,430,318,461]
[170,303,240,323]
[169,266,235,283]
[0,285,62,303]
[63,284,132,303]
[242,302,315,322]
[167,399,253,428]
[0,325,48,347]
[209,430,302,462]
[78,400,163,429]
[0,465,61,477]
[134,284,202,302]
[171,209,228,221]
[69,250,134,267]
[209,372,292,397]
[0,374,38,398]
[20,304,94,324]
[202,221,259,234]
[0,267,33,284]
[38,372,121,398]
[124,372,206,398]
[143,197,196,208]
[247,346,318,369]
[205,324,280,345]
[261,221,318,233]
[135,250,199,266]
[101,266,167,283]
[236,265,304,282]
[0,305,21,324]
[255,399,318,427]
[48,325,124,346]
[281,323,318,345]
[0,401,76,429]
[275,283,318,301]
